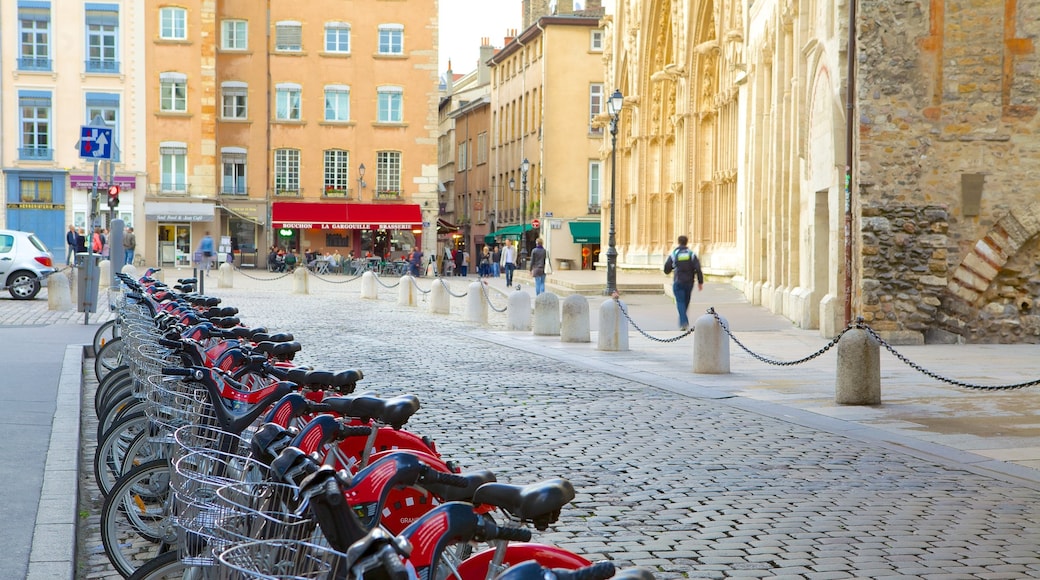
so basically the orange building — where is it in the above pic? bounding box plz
[143,0,439,269]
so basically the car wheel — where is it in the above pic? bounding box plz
[8,270,41,300]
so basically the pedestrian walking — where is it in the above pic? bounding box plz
[409,247,423,277]
[479,247,492,278]
[123,227,136,266]
[663,234,703,331]
[501,240,517,287]
[75,228,87,254]
[530,238,548,295]
[491,245,501,277]
[66,225,77,266]
[198,231,215,276]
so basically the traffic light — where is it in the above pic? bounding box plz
[107,185,120,209]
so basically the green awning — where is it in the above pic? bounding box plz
[569,221,600,244]
[484,223,533,245]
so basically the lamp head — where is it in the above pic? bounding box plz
[608,89,624,116]
[509,177,516,190]
[521,158,530,174]
[358,163,366,178]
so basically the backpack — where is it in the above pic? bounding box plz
[665,247,696,277]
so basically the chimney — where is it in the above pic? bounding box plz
[478,39,494,85]
[583,0,603,13]
[555,0,574,15]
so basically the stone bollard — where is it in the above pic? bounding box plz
[217,262,233,288]
[507,290,532,331]
[835,327,881,405]
[561,295,590,342]
[533,292,560,336]
[430,278,450,314]
[465,281,488,324]
[596,298,629,351]
[292,266,309,294]
[360,271,378,299]
[47,271,73,311]
[98,260,111,292]
[693,313,730,374]
[121,263,139,281]
[398,276,416,307]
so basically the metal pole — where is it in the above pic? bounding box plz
[843,0,857,327]
[85,161,99,324]
[520,168,528,268]
[605,114,618,295]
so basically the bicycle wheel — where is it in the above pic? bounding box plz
[101,458,175,578]
[126,551,193,580]
[97,390,144,441]
[94,412,156,497]
[95,366,132,416]
[94,318,121,354]
[95,337,125,382]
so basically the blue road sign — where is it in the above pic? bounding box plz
[79,126,113,160]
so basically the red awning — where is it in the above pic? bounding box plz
[272,202,421,230]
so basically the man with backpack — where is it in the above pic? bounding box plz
[663,235,704,331]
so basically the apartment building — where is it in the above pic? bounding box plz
[1,1,146,256]
[143,0,439,269]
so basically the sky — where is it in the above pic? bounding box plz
[438,0,614,74]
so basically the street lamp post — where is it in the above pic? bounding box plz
[509,158,531,268]
[605,89,624,296]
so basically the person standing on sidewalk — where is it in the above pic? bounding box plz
[123,227,136,266]
[501,239,517,287]
[65,225,77,265]
[530,238,548,295]
[663,235,703,331]
[198,231,215,276]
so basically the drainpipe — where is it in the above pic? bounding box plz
[265,0,274,251]
[843,0,857,327]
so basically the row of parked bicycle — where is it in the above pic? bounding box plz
[89,270,656,580]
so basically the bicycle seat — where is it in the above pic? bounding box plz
[322,394,419,428]
[472,478,576,529]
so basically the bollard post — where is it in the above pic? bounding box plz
[429,278,450,314]
[533,292,560,336]
[293,266,309,294]
[98,260,111,293]
[835,327,881,405]
[398,276,416,307]
[507,290,532,331]
[47,272,73,311]
[120,263,138,281]
[465,281,487,324]
[561,295,590,342]
[596,298,629,351]
[360,271,378,299]
[693,313,730,374]
[217,262,234,288]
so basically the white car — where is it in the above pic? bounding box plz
[0,229,55,300]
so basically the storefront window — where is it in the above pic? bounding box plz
[359,229,416,259]
[158,223,191,266]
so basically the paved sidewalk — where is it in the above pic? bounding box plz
[13,265,1040,578]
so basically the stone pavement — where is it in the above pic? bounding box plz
[12,265,1040,578]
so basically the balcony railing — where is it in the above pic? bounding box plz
[18,146,53,161]
[323,187,352,198]
[587,204,601,214]
[18,56,52,71]
[375,190,401,199]
[220,185,249,196]
[274,188,302,197]
[157,182,189,195]
[85,59,120,74]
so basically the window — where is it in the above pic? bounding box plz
[590,30,603,52]
[377,86,402,123]
[159,7,187,40]
[159,142,188,193]
[589,83,604,134]
[324,85,350,121]
[18,91,51,161]
[222,19,247,50]
[376,151,401,196]
[325,22,350,53]
[18,3,51,71]
[221,82,248,119]
[588,161,601,209]
[276,84,301,120]
[457,142,468,171]
[160,72,187,112]
[275,21,302,51]
[86,93,120,162]
[19,179,53,203]
[274,149,301,194]
[377,24,403,55]
[85,5,119,73]
[476,132,487,165]
[324,150,350,195]
[221,148,247,195]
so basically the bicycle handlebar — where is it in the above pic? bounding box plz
[419,467,469,488]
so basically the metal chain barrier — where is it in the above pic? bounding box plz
[709,307,852,366]
[856,322,1040,391]
[479,281,508,313]
[308,269,365,285]
[231,264,294,282]
[614,296,692,343]
[438,277,468,298]
[408,276,432,295]
[372,273,401,289]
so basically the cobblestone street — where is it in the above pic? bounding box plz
[73,273,1040,579]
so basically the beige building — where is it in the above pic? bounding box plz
[0,1,147,260]
[487,2,607,272]
[143,0,440,270]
